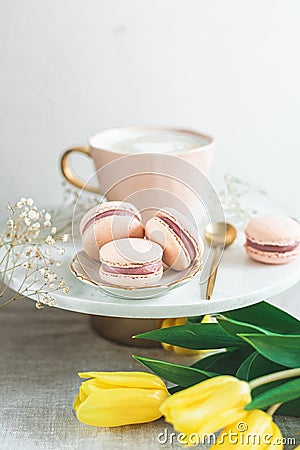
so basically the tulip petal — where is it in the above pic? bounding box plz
[76,387,169,427]
[81,378,104,396]
[73,384,89,411]
[161,318,177,328]
[173,346,205,355]
[161,341,173,352]
[161,375,249,410]
[73,393,81,412]
[78,371,167,390]
[211,410,283,450]
[160,376,251,436]
[269,421,283,450]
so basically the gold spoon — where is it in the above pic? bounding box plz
[204,222,237,300]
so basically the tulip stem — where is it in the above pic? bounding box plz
[249,368,300,390]
[266,403,282,416]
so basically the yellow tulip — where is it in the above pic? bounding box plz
[211,409,283,449]
[160,375,251,438]
[74,371,169,427]
[160,315,213,355]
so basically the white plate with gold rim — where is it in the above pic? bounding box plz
[70,251,202,299]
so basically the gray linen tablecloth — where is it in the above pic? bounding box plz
[0,286,299,450]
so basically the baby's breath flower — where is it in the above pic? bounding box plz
[1,196,71,312]
[22,261,34,269]
[44,272,57,282]
[17,197,27,208]
[24,217,31,226]
[25,246,33,256]
[36,301,44,309]
[28,210,38,220]
[34,248,41,258]
[46,235,55,246]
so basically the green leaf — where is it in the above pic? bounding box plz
[193,348,253,375]
[249,378,300,416]
[134,323,247,350]
[238,334,300,368]
[246,378,300,411]
[253,380,300,416]
[133,356,218,387]
[218,316,272,337]
[236,352,287,381]
[236,352,300,416]
[223,302,300,334]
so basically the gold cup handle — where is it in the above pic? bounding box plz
[60,146,101,194]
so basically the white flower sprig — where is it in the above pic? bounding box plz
[0,198,70,309]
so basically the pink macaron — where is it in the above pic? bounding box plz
[145,208,203,271]
[99,238,163,287]
[245,214,300,264]
[80,201,144,260]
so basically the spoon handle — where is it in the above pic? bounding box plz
[206,245,222,300]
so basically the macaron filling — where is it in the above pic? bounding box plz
[82,209,139,235]
[246,239,299,254]
[101,260,163,275]
[158,216,196,260]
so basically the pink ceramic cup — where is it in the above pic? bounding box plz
[60,126,214,204]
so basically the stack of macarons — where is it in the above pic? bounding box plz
[244,214,300,264]
[80,201,203,287]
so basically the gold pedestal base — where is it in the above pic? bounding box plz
[90,316,162,347]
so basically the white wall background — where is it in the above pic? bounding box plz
[0,0,300,216]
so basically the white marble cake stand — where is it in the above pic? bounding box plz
[6,237,300,345]
[7,241,300,321]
